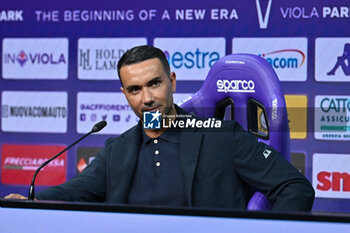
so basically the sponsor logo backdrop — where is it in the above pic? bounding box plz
[78,38,147,80]
[1,144,67,185]
[285,95,308,139]
[1,91,68,133]
[77,92,138,135]
[232,38,307,82]
[76,147,102,174]
[314,95,350,141]
[154,38,226,80]
[2,38,68,79]
[313,153,350,199]
[1,0,350,213]
[315,38,350,82]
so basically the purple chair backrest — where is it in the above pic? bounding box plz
[179,53,290,210]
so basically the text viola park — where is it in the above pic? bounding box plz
[280,6,350,19]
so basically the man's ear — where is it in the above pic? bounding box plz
[121,87,125,94]
[170,72,176,93]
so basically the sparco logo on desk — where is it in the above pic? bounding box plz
[217,79,255,93]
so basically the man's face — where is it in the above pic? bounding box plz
[120,58,176,119]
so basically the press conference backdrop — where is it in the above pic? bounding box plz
[0,0,350,212]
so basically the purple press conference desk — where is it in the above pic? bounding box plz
[1,199,350,233]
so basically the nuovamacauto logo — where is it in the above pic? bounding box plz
[315,96,350,140]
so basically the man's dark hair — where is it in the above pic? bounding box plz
[117,45,170,86]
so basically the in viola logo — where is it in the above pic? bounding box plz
[2,38,68,79]
[4,51,66,67]
[16,51,28,67]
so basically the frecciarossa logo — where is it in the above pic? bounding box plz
[217,79,255,93]
[1,144,67,186]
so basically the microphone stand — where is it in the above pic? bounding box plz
[28,120,107,200]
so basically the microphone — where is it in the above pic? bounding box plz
[28,120,107,200]
[91,120,107,133]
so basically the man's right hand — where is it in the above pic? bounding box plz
[4,194,27,199]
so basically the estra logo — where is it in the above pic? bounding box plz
[154,38,225,81]
[313,153,350,198]
[1,144,67,186]
[2,38,68,79]
[163,48,219,70]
